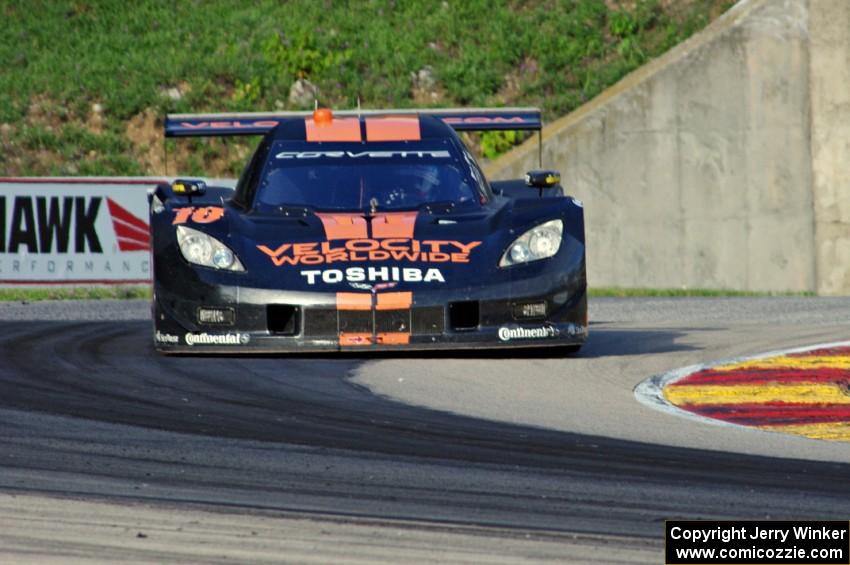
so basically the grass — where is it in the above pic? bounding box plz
[0,286,816,303]
[0,0,734,177]
[0,286,151,302]
[589,288,816,298]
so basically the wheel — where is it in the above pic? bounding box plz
[562,344,582,355]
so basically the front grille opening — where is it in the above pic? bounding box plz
[412,306,444,335]
[449,301,479,331]
[267,304,299,335]
[339,310,373,334]
[376,309,410,333]
[304,308,337,337]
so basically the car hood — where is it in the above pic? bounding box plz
[184,196,581,293]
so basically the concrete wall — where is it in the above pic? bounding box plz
[486,0,850,294]
[810,1,850,294]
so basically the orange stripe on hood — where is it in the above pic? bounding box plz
[376,332,410,345]
[340,333,373,346]
[305,117,362,142]
[372,212,417,239]
[365,117,421,141]
[376,291,412,311]
[336,292,372,311]
[316,213,368,240]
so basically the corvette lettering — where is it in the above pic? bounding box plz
[300,267,445,285]
[275,150,451,160]
[258,239,481,266]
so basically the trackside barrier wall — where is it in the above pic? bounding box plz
[485,0,850,295]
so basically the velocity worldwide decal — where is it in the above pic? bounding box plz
[256,211,482,287]
[635,342,850,442]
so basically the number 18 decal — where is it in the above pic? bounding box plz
[172,207,225,225]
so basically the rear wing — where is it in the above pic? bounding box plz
[164,107,541,138]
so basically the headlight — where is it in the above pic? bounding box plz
[499,219,563,267]
[176,225,245,272]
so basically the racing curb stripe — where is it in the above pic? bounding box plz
[712,355,850,371]
[668,367,850,387]
[683,403,850,426]
[788,347,850,357]
[305,117,362,142]
[760,422,850,441]
[664,384,850,406]
[634,340,850,432]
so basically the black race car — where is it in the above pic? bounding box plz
[150,107,586,353]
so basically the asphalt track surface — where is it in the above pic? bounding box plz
[2,298,850,563]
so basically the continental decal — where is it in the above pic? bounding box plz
[498,325,559,341]
[184,332,250,346]
[257,239,481,266]
[172,206,224,225]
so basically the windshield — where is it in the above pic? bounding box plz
[254,139,480,212]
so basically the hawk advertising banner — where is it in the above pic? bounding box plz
[0,178,162,286]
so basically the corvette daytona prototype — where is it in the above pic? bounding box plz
[150,107,587,353]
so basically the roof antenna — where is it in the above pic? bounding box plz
[537,129,543,168]
[357,96,362,118]
[314,99,318,111]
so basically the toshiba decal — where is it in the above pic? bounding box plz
[0,178,159,285]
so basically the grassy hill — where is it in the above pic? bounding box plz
[0,0,733,178]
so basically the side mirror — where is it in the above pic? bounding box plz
[525,170,561,189]
[171,179,207,197]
